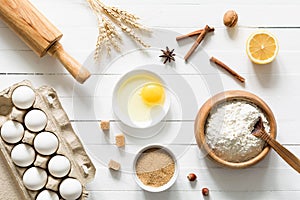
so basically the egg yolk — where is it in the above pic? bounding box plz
[140,83,165,105]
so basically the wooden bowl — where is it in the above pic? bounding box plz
[194,90,277,168]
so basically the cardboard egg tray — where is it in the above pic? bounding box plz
[0,80,96,199]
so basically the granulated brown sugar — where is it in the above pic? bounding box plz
[136,148,175,187]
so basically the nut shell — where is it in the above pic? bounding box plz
[223,10,238,27]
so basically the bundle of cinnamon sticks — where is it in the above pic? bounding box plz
[176,25,214,61]
[177,25,245,83]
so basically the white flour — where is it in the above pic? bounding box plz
[205,100,270,162]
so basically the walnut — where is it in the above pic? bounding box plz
[223,10,238,28]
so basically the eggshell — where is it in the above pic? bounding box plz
[12,85,35,109]
[59,178,82,200]
[48,155,71,178]
[0,120,24,143]
[22,167,47,191]
[24,109,47,132]
[34,132,59,155]
[11,144,36,167]
[36,190,59,200]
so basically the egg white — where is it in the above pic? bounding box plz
[116,74,169,128]
[127,84,165,127]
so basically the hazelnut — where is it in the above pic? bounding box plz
[202,187,209,196]
[187,173,197,181]
[223,10,238,27]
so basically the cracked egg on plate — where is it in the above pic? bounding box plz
[113,69,171,129]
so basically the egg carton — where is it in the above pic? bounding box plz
[0,80,96,200]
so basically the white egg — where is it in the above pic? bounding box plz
[34,132,59,155]
[22,167,47,191]
[11,144,36,167]
[0,120,24,143]
[24,109,47,132]
[59,178,82,200]
[12,85,35,109]
[48,155,71,178]
[36,190,59,200]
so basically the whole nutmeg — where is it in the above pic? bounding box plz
[223,10,238,27]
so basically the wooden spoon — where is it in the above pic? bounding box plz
[252,117,300,173]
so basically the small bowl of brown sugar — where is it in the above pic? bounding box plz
[133,144,179,192]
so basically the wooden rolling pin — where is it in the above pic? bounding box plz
[0,0,90,84]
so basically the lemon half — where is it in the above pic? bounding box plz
[246,30,279,64]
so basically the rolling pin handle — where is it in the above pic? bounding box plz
[48,42,91,84]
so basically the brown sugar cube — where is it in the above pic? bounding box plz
[108,159,121,171]
[115,134,125,147]
[100,120,110,131]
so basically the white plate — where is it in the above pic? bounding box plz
[112,67,171,130]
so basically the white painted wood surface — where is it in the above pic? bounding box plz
[1,0,300,199]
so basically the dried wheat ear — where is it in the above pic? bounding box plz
[86,0,150,59]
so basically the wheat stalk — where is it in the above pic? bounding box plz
[86,0,150,60]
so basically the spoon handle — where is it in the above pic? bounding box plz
[256,130,300,173]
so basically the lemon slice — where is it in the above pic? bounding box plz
[246,30,279,64]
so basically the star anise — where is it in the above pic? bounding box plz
[159,46,175,64]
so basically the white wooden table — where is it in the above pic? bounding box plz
[1,0,300,199]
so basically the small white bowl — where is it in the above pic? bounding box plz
[112,68,171,129]
[133,144,179,192]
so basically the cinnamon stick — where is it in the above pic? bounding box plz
[184,25,211,61]
[210,56,245,83]
[176,27,214,41]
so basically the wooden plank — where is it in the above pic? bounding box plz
[73,121,195,145]
[30,0,300,6]
[1,26,300,52]
[60,27,300,53]
[86,162,300,191]
[2,72,300,97]
[0,74,299,111]
[84,144,300,192]
[1,3,300,28]
[71,119,300,145]
[0,27,299,75]
[84,144,300,169]
[1,3,299,28]
[86,191,300,200]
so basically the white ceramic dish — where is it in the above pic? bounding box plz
[112,67,171,129]
[132,144,179,192]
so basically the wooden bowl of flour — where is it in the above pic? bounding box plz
[194,90,277,169]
